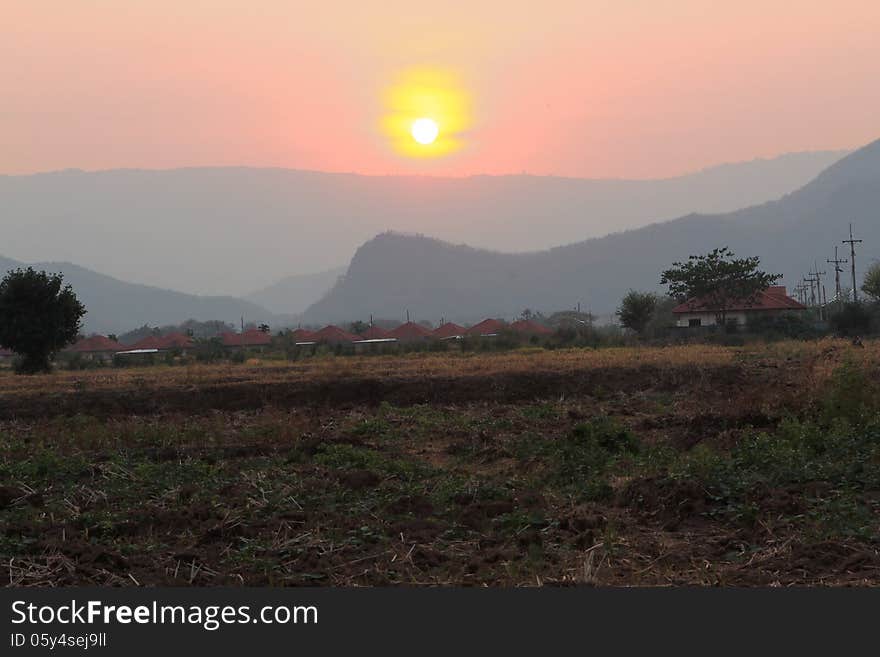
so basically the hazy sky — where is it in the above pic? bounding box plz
[4,1,879,178]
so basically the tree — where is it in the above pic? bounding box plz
[349,320,368,335]
[0,267,86,373]
[660,248,780,327]
[616,290,657,335]
[829,302,873,337]
[862,263,880,302]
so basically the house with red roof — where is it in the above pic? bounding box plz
[65,335,123,361]
[289,328,317,343]
[311,325,360,344]
[433,322,466,339]
[159,333,195,351]
[221,329,273,350]
[129,335,165,350]
[672,286,807,328]
[360,325,392,340]
[510,319,553,336]
[387,321,432,342]
[466,318,507,336]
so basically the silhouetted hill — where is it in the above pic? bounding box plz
[246,267,345,314]
[303,139,880,323]
[0,151,845,295]
[0,255,21,271]
[0,259,275,335]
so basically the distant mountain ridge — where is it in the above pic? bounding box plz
[246,267,345,315]
[303,138,880,323]
[0,257,275,335]
[1,150,846,296]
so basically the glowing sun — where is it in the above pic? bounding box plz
[411,118,439,145]
[382,68,470,158]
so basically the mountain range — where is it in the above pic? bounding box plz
[1,150,845,297]
[245,267,345,315]
[303,138,880,323]
[0,255,274,335]
[2,144,874,332]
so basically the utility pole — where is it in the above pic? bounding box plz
[804,276,816,307]
[842,223,863,302]
[810,263,827,320]
[827,246,848,302]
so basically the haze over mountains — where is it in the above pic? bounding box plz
[245,267,346,315]
[0,254,274,335]
[304,138,880,324]
[1,150,845,296]
[2,144,875,333]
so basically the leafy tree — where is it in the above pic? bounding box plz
[616,290,657,335]
[349,320,369,335]
[0,267,86,373]
[660,247,780,327]
[862,263,880,302]
[829,302,873,337]
[645,297,677,337]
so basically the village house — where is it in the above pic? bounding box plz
[672,285,807,328]
[509,319,553,336]
[466,318,507,336]
[309,325,360,344]
[432,322,466,339]
[221,328,273,351]
[387,321,432,342]
[64,335,123,362]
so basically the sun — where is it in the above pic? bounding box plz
[381,68,471,158]
[411,118,439,145]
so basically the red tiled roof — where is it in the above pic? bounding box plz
[510,319,553,335]
[159,333,194,349]
[672,286,807,314]
[221,329,273,347]
[466,318,507,336]
[432,322,466,338]
[289,328,316,342]
[68,335,122,353]
[312,325,359,343]
[361,325,391,339]
[387,322,432,341]
[130,335,165,350]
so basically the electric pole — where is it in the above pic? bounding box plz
[827,246,847,302]
[809,264,827,320]
[804,276,816,307]
[842,223,862,302]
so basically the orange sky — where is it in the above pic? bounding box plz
[3,1,879,178]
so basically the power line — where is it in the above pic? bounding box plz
[842,223,863,302]
[827,246,848,302]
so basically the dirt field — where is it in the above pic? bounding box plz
[2,340,879,586]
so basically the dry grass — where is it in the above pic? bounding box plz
[2,339,873,396]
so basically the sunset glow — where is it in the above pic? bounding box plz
[2,2,879,177]
[381,68,471,159]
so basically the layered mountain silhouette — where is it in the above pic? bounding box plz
[0,256,274,335]
[246,267,345,315]
[2,144,873,331]
[303,138,880,323]
[0,150,844,296]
